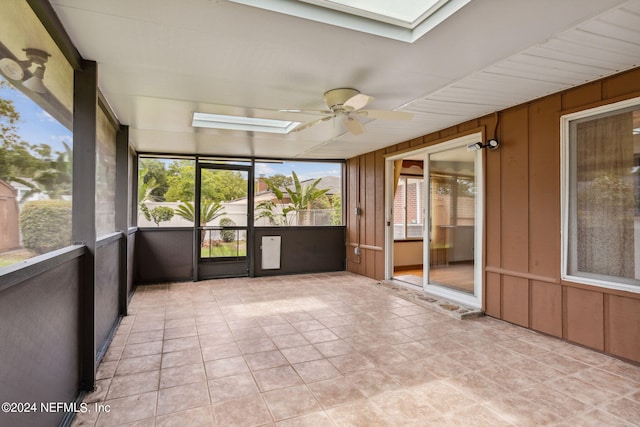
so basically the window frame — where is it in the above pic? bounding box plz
[393,174,425,241]
[560,96,640,294]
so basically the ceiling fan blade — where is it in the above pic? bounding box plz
[279,109,332,115]
[291,115,333,132]
[343,116,365,135]
[343,93,374,111]
[357,109,413,120]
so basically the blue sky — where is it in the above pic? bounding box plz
[0,76,72,155]
[255,160,341,181]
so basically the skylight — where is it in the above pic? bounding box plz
[192,112,300,134]
[229,0,471,43]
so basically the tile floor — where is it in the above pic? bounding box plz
[72,272,640,426]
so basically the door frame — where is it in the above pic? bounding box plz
[194,161,254,280]
[385,132,484,308]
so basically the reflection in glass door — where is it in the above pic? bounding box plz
[197,164,252,279]
[427,146,476,294]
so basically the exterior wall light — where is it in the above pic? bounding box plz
[0,48,50,93]
[466,139,500,151]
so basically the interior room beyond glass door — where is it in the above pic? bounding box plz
[427,146,476,294]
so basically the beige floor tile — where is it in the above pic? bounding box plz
[155,404,215,427]
[301,328,340,344]
[293,359,341,383]
[604,397,640,425]
[346,368,400,398]
[158,345,195,365]
[328,353,375,374]
[281,344,324,364]
[208,372,259,403]
[275,411,334,427]
[121,341,163,359]
[308,377,366,409]
[106,370,160,400]
[263,384,322,420]
[84,272,640,427]
[96,360,118,380]
[236,337,277,354]
[254,365,304,391]
[127,329,165,345]
[557,409,634,427]
[115,354,162,376]
[157,381,210,416]
[213,394,272,426]
[271,333,310,349]
[163,325,198,340]
[163,336,200,353]
[160,362,206,388]
[205,356,249,379]
[263,323,298,336]
[245,350,289,371]
[371,389,435,423]
[96,391,157,427]
[313,339,356,359]
[201,341,242,362]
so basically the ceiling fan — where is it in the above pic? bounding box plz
[284,88,413,135]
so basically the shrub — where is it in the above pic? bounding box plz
[19,200,72,254]
[219,217,236,242]
[149,206,174,226]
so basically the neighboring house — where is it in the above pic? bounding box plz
[0,180,20,252]
[250,176,341,226]
[9,178,49,204]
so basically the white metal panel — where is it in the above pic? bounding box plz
[261,236,281,270]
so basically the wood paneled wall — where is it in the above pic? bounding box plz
[346,67,640,363]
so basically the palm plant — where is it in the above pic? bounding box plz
[256,171,329,225]
[175,199,226,242]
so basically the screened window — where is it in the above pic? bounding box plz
[137,156,195,227]
[254,160,343,226]
[393,176,424,239]
[563,98,640,291]
[0,1,74,269]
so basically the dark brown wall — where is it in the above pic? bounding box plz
[346,67,640,363]
[0,255,81,427]
[254,227,345,276]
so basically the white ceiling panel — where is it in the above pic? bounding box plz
[48,0,640,160]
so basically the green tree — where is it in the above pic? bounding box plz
[259,173,292,190]
[0,79,51,181]
[164,161,247,203]
[148,206,174,226]
[330,193,342,225]
[139,158,168,200]
[12,141,72,200]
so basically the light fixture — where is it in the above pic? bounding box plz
[467,139,500,151]
[21,48,50,93]
[0,58,24,80]
[0,48,50,93]
[192,112,301,134]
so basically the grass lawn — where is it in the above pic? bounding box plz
[0,250,34,268]
[201,241,246,258]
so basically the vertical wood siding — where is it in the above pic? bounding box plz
[346,67,640,363]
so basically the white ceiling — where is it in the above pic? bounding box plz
[50,0,640,159]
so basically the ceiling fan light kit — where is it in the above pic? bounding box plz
[291,87,413,135]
